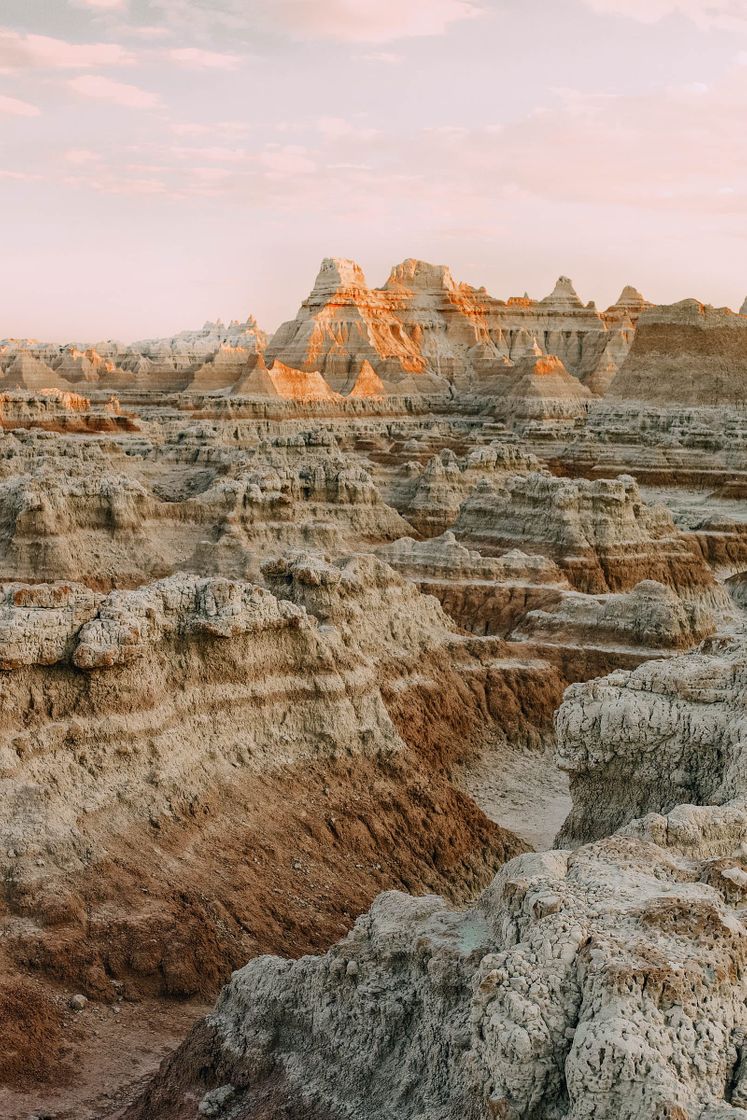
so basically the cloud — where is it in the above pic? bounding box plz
[152,0,481,43]
[360,51,404,64]
[171,144,251,162]
[259,145,316,175]
[269,0,482,41]
[0,93,41,116]
[167,46,242,69]
[581,0,747,31]
[316,116,380,140]
[170,120,250,137]
[0,29,134,70]
[70,0,129,9]
[0,169,43,180]
[65,148,100,163]
[66,173,168,195]
[68,74,160,108]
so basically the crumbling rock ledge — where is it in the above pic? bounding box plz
[555,633,747,846]
[125,800,747,1120]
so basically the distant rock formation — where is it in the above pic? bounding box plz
[0,264,653,397]
[188,343,258,392]
[609,299,747,404]
[605,284,653,323]
[0,316,268,394]
[490,353,592,435]
[266,258,642,394]
[0,351,67,392]
[454,471,727,600]
[265,257,449,395]
[740,296,747,316]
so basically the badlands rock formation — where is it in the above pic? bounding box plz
[2,260,655,403]
[4,263,747,1119]
[609,300,747,405]
[0,315,268,394]
[486,353,593,436]
[266,259,643,394]
[454,471,725,600]
[0,564,539,1098]
[556,632,747,846]
[129,802,747,1120]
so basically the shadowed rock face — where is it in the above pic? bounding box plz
[555,633,747,846]
[125,802,747,1120]
[609,300,747,405]
[454,471,726,601]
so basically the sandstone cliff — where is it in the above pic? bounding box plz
[454,471,727,601]
[609,300,747,405]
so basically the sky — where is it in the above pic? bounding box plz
[1,0,746,341]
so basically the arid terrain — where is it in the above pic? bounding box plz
[1,258,747,1119]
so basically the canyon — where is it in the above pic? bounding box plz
[0,258,746,1120]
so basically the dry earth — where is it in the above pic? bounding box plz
[1,260,746,1118]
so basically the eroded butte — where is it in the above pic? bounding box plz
[1,258,747,1120]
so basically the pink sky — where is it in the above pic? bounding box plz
[1,0,746,340]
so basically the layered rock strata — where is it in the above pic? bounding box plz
[0,568,535,1083]
[0,448,413,588]
[266,260,641,393]
[609,300,747,405]
[378,532,570,637]
[556,632,747,846]
[386,443,541,537]
[127,800,747,1120]
[454,471,726,600]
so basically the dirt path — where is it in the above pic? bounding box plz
[0,998,210,1120]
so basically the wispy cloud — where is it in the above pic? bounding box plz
[259,145,316,175]
[171,144,251,162]
[170,119,250,137]
[167,46,242,69]
[68,74,160,108]
[0,93,41,116]
[0,28,133,70]
[0,171,43,183]
[70,0,129,10]
[359,51,404,64]
[65,147,100,163]
[267,0,482,42]
[316,116,379,140]
[151,0,481,43]
[582,0,747,31]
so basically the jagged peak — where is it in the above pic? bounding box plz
[383,258,456,293]
[612,284,651,309]
[541,275,584,308]
[740,296,747,316]
[311,257,368,294]
[347,360,386,398]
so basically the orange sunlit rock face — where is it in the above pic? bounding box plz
[266,257,646,396]
[0,259,650,400]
